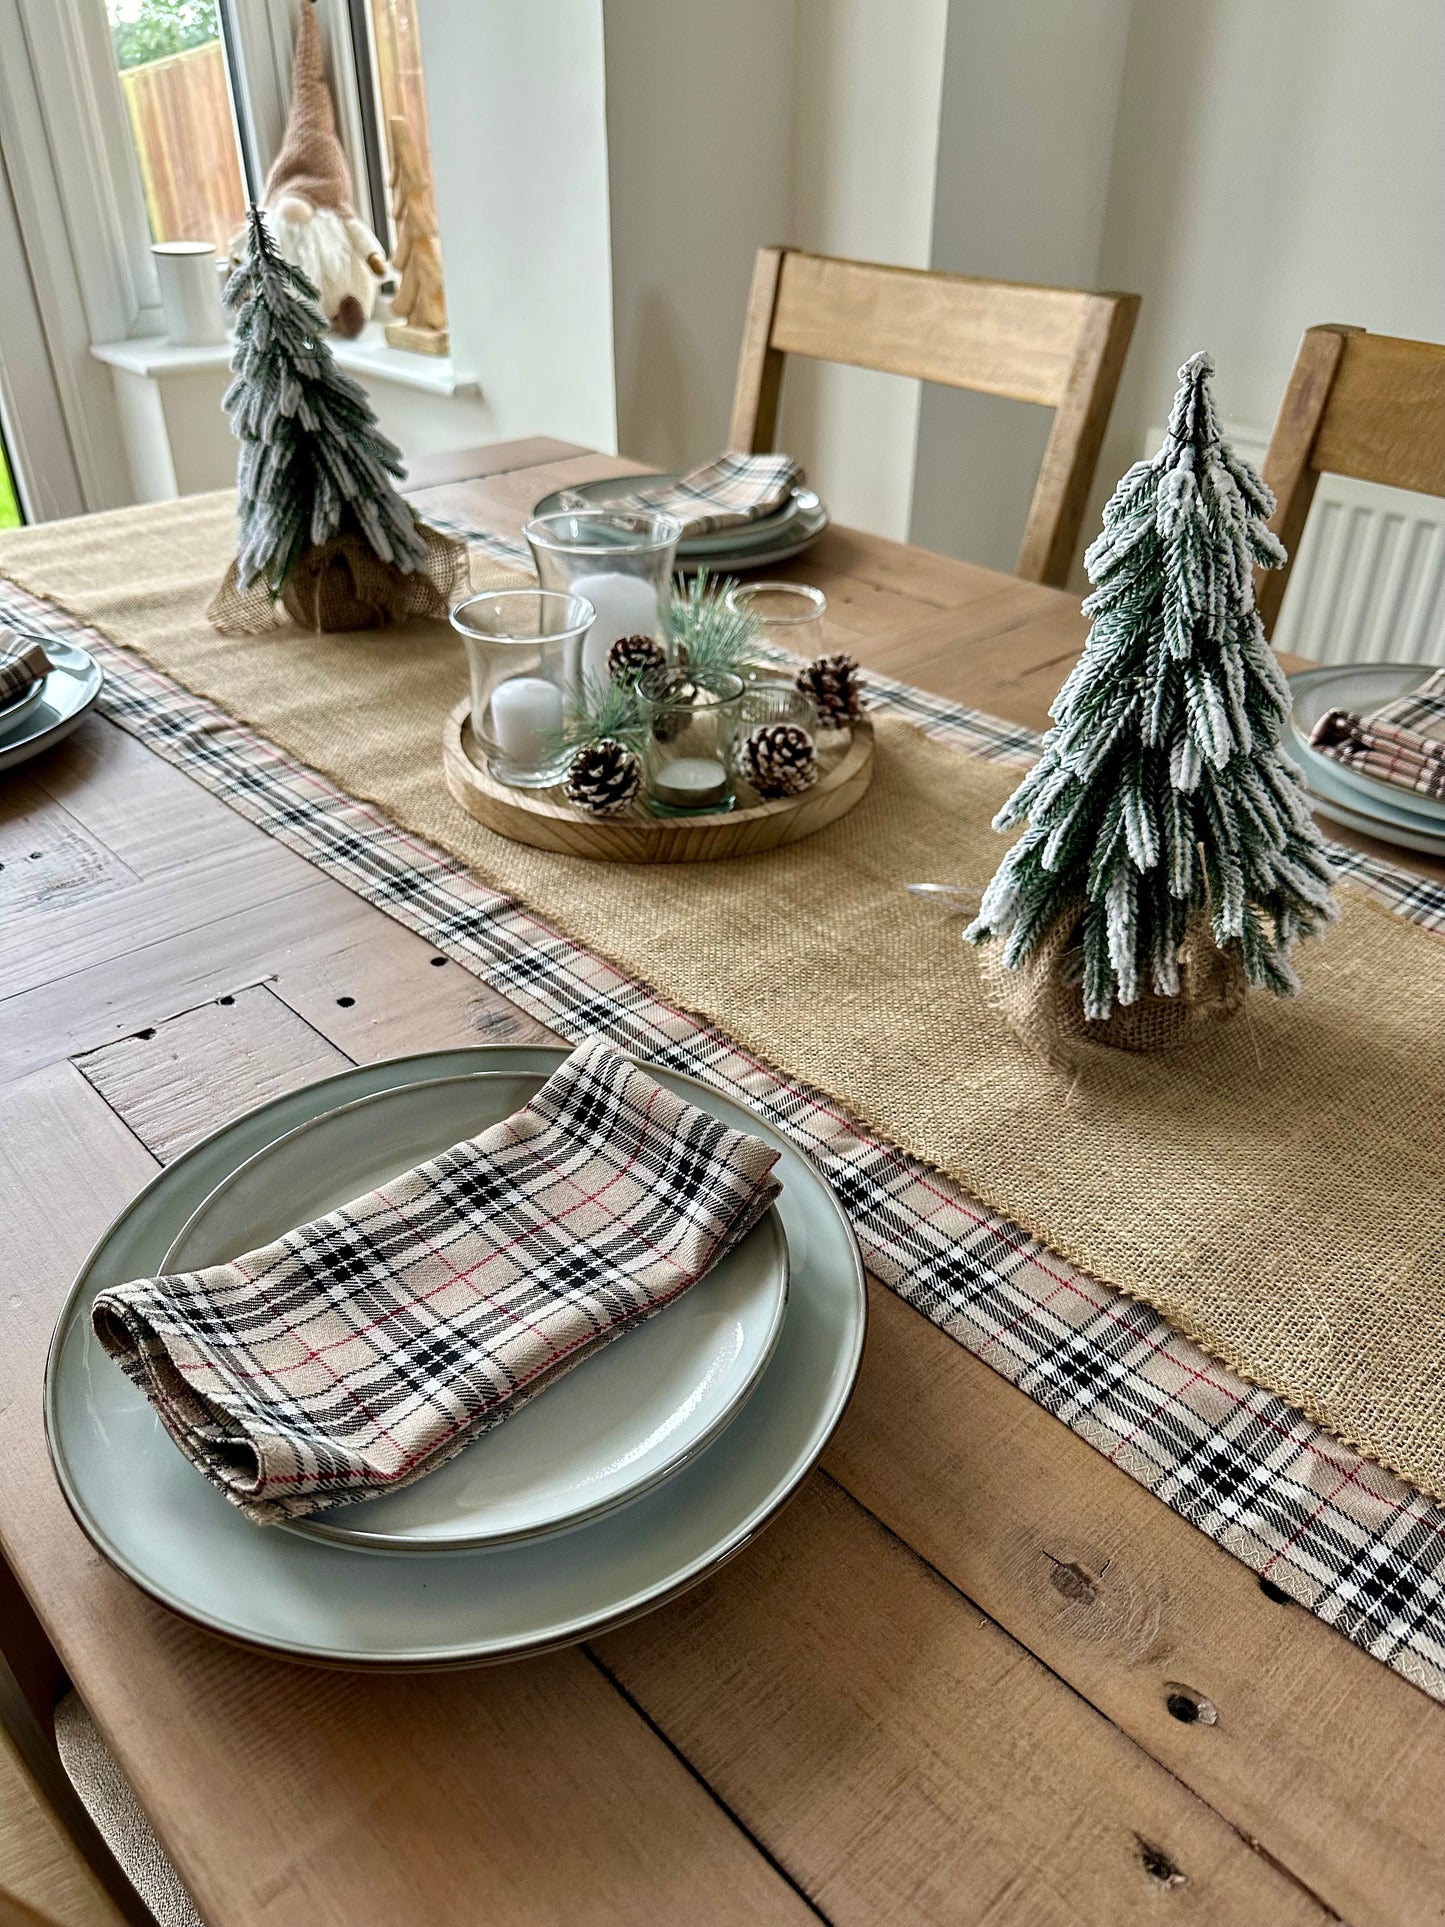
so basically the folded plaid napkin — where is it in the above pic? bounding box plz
[567,450,805,538]
[92,1040,782,1524]
[0,630,50,706]
[1309,668,1445,801]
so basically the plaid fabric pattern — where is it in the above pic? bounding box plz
[10,547,1445,1693]
[560,451,805,537]
[1311,669,1445,801]
[91,1039,780,1524]
[0,630,49,706]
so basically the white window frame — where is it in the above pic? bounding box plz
[0,0,384,512]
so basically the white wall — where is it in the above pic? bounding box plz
[603,0,794,471]
[908,0,1133,572]
[1094,0,1445,503]
[420,0,618,451]
[779,0,949,541]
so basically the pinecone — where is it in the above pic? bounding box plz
[608,633,668,686]
[739,722,817,799]
[564,739,641,817]
[796,653,862,729]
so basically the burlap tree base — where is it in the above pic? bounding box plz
[208,523,466,635]
[982,905,1248,1065]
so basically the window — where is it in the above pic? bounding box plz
[362,0,438,254]
[348,0,448,326]
[106,0,248,250]
[0,433,20,529]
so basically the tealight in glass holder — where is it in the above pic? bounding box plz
[450,589,595,788]
[640,669,745,815]
[524,510,683,696]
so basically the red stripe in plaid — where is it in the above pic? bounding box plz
[10,563,1445,1698]
[91,1040,780,1523]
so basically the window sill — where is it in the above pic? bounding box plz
[90,324,479,399]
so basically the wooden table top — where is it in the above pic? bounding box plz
[2,437,1442,1927]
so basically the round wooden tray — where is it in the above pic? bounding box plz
[442,699,874,862]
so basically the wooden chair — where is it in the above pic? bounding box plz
[727,247,1140,588]
[1258,325,1445,634]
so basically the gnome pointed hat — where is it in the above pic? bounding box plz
[262,1,355,216]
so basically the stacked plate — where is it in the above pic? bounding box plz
[46,1046,866,1667]
[0,636,104,772]
[1288,663,1445,859]
[532,474,830,575]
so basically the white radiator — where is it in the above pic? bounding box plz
[1148,424,1445,669]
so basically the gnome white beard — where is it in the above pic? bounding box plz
[253,197,385,338]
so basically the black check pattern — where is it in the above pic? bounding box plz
[9,527,1445,1692]
[0,631,48,704]
[90,1039,780,1523]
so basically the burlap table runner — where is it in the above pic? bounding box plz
[6,491,1445,1496]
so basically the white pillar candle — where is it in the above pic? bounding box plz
[650,756,730,809]
[570,572,664,691]
[489,675,563,766]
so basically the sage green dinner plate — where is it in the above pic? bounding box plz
[161,1074,790,1553]
[46,1048,866,1668]
[1288,662,1445,830]
[531,473,830,572]
[0,637,103,772]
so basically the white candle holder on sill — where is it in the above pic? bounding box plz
[450,589,595,788]
[523,510,683,694]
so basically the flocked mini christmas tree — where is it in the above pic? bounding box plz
[208,205,463,634]
[966,352,1336,1053]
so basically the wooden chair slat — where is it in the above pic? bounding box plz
[1259,325,1445,633]
[728,247,1139,587]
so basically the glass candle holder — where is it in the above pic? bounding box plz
[640,669,745,815]
[524,510,683,697]
[731,682,819,794]
[451,589,595,789]
[725,581,826,663]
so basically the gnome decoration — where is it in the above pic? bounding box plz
[208,207,465,635]
[233,0,387,338]
[965,352,1337,1063]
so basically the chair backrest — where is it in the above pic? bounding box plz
[728,247,1140,588]
[1258,325,1445,634]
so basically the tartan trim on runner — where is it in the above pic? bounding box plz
[9,560,1445,1699]
[92,1039,781,1525]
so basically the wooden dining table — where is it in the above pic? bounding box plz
[3,435,1443,1927]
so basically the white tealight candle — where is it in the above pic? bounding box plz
[570,571,664,690]
[650,756,730,809]
[488,675,563,767]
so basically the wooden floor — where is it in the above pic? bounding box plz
[2,439,1443,1926]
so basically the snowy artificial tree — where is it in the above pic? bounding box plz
[208,205,463,634]
[966,352,1337,1058]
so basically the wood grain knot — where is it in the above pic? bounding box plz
[1044,1554,1099,1605]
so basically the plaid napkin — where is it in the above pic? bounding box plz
[1309,668,1445,801]
[567,451,805,538]
[0,631,49,706]
[92,1039,782,1524]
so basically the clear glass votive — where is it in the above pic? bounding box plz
[451,589,595,789]
[724,581,827,663]
[640,669,745,815]
[524,510,683,697]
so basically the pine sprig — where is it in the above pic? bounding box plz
[552,674,648,756]
[669,570,762,677]
[967,351,1337,1019]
